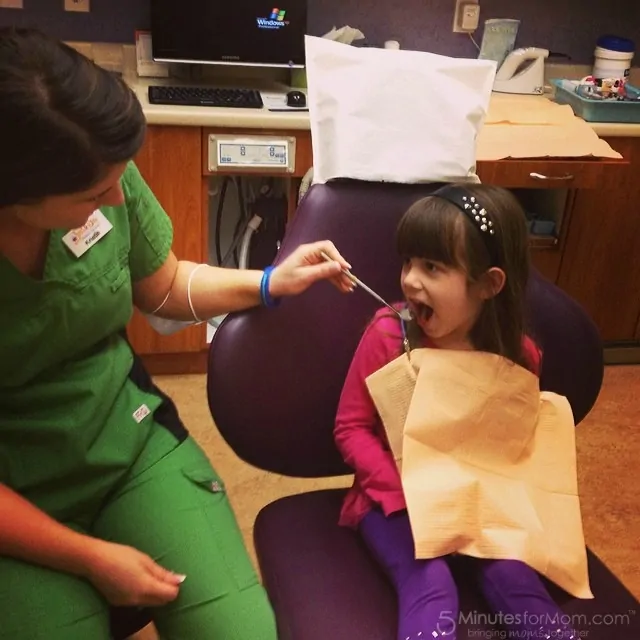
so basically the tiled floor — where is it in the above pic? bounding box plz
[130,365,640,639]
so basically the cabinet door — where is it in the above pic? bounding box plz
[127,125,207,355]
[530,248,562,284]
[557,138,640,342]
[477,166,578,284]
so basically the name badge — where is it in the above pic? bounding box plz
[62,210,113,258]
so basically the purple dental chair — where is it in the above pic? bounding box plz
[110,179,639,639]
[206,179,640,640]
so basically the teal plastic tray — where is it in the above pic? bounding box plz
[550,79,640,124]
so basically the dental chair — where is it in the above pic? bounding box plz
[206,179,639,639]
[112,178,639,639]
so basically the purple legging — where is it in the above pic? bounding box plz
[360,508,578,640]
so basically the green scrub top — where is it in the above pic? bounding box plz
[0,162,178,526]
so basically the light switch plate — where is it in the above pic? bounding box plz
[461,3,480,31]
[0,0,24,9]
[452,0,479,33]
[64,0,90,12]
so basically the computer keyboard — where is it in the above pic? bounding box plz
[148,85,264,109]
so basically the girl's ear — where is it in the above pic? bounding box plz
[479,267,506,300]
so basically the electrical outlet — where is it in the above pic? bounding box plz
[452,0,479,33]
[0,0,24,9]
[64,0,90,12]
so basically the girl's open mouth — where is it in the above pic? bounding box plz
[408,300,434,323]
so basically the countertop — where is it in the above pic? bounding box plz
[129,76,311,130]
[127,74,640,139]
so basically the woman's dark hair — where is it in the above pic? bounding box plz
[0,27,146,207]
[396,183,532,369]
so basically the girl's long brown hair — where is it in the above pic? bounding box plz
[396,183,532,369]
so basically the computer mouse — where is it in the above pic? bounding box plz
[286,90,306,108]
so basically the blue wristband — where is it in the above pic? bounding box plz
[260,266,280,308]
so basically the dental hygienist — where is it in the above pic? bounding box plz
[0,26,351,640]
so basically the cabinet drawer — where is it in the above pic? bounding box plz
[476,157,627,188]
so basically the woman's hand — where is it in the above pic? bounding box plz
[269,240,355,297]
[84,540,186,607]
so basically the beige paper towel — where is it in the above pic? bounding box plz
[366,349,423,465]
[476,94,622,160]
[365,348,593,600]
[484,95,579,125]
[477,121,622,160]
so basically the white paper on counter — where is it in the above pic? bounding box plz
[305,35,498,185]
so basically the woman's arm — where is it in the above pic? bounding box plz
[119,162,351,319]
[0,483,185,606]
[132,241,352,320]
[0,483,96,576]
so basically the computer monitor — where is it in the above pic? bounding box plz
[150,0,307,69]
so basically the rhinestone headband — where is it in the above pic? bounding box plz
[431,184,500,266]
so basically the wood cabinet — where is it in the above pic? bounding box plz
[475,159,621,285]
[556,137,640,343]
[476,144,640,344]
[129,124,639,372]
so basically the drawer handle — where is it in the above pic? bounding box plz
[529,172,575,181]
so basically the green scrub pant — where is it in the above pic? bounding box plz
[0,427,277,640]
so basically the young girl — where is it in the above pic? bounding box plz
[334,183,579,640]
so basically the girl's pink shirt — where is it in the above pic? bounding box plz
[334,308,541,529]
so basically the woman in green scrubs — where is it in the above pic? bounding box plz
[0,27,352,640]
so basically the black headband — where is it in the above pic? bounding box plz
[431,184,500,266]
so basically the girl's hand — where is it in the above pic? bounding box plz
[269,240,354,297]
[84,540,186,607]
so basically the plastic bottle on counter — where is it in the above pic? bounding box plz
[593,35,635,80]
